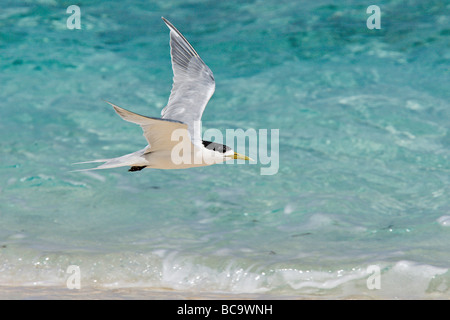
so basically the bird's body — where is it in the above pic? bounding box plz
[76,17,251,172]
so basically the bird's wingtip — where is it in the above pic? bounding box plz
[161,16,176,30]
[103,100,119,109]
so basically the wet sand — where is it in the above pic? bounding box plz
[0,285,347,300]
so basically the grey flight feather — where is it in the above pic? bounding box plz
[160,17,215,146]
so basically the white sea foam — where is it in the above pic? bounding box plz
[437,216,450,227]
[2,247,448,298]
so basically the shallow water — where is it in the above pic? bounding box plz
[1,0,449,299]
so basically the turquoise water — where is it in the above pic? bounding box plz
[1,0,449,298]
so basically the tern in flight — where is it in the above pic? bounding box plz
[76,17,252,172]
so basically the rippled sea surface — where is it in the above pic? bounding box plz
[0,0,449,299]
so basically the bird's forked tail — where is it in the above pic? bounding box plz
[72,148,148,172]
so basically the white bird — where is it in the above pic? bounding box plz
[76,17,252,172]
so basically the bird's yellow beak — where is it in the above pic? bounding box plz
[232,152,254,161]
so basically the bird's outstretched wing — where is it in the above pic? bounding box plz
[105,101,188,153]
[161,17,215,146]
